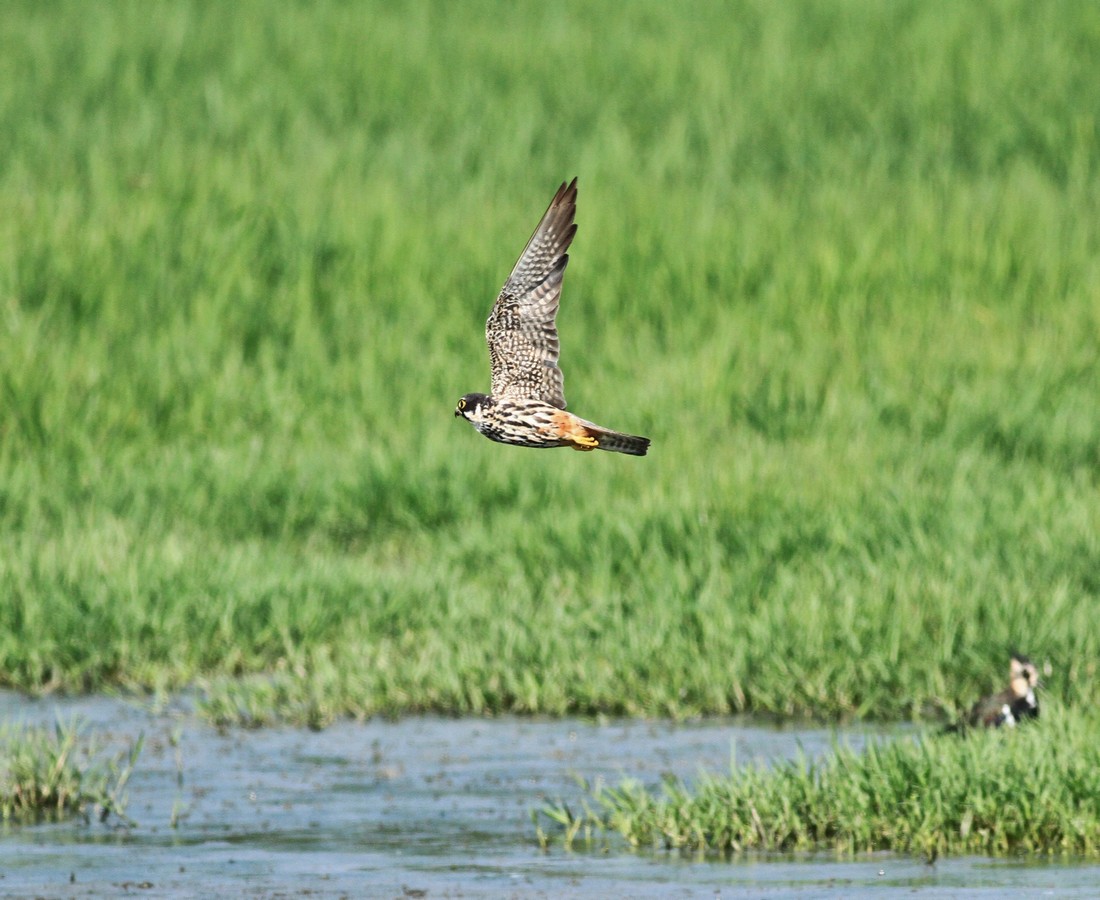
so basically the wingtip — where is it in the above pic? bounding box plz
[554,177,578,207]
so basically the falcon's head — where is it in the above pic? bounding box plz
[455,392,491,422]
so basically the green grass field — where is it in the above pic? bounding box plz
[1,0,1098,725]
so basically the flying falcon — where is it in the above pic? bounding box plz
[454,179,651,456]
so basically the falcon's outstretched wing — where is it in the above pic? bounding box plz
[485,178,577,409]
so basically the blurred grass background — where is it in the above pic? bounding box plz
[1,0,1097,723]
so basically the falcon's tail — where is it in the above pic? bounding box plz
[581,424,651,457]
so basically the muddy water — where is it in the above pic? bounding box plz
[0,694,1096,898]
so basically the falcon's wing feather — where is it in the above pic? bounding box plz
[486,178,577,409]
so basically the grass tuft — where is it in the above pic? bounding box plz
[0,717,143,825]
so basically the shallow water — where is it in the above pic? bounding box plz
[0,693,1095,898]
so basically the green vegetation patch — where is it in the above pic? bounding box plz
[538,711,1100,858]
[1,1,1099,722]
[0,718,142,825]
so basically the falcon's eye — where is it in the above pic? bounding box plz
[458,398,466,409]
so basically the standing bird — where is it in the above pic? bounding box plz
[963,653,1041,729]
[455,179,650,456]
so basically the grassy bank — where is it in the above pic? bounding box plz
[538,710,1100,858]
[1,1,1098,723]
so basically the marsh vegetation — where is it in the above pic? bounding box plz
[540,709,1100,857]
[0,717,141,825]
[1,0,1098,861]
